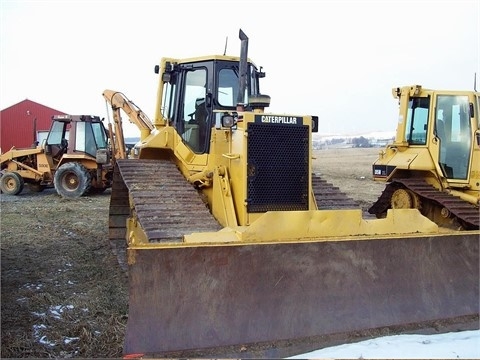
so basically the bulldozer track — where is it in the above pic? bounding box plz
[368,178,479,229]
[112,158,222,240]
[109,161,362,269]
[108,159,222,269]
[312,174,360,210]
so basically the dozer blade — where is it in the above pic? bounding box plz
[124,231,479,358]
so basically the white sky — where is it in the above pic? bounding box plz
[1,0,479,137]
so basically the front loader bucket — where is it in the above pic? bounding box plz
[124,231,479,358]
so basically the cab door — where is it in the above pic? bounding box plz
[434,94,472,181]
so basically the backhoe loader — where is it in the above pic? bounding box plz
[368,85,479,230]
[0,114,114,197]
[107,30,479,358]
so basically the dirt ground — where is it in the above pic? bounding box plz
[1,147,384,358]
[311,147,385,212]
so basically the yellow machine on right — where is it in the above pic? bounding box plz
[369,85,479,230]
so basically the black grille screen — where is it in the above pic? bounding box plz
[247,123,309,212]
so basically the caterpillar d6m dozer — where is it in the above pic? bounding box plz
[108,30,479,358]
[369,85,479,230]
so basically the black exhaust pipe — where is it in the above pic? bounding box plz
[237,29,248,110]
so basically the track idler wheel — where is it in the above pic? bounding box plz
[391,188,421,209]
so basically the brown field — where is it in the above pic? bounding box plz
[312,147,385,211]
[0,147,384,358]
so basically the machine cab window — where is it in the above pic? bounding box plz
[218,67,247,107]
[46,119,70,159]
[405,97,429,145]
[435,95,471,179]
[180,68,208,153]
[75,120,109,157]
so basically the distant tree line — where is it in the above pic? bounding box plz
[351,136,372,147]
[312,135,394,150]
[324,138,347,145]
[323,136,372,147]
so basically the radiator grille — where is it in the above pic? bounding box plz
[247,123,309,212]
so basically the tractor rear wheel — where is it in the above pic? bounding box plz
[54,162,92,198]
[0,172,24,195]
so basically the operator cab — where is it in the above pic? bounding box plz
[46,115,109,161]
[158,55,269,154]
[434,95,472,180]
[403,91,474,181]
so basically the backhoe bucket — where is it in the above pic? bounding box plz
[124,230,479,357]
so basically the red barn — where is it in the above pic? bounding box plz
[0,99,67,153]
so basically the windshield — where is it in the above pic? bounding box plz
[218,68,241,107]
[46,121,66,145]
[92,122,108,149]
[217,64,258,107]
[405,97,430,145]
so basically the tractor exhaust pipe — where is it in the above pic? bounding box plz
[237,29,248,110]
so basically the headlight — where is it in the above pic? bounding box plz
[221,112,238,128]
[96,149,109,164]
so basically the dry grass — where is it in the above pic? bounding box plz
[1,148,384,358]
[1,191,128,358]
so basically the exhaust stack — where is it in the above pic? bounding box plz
[237,29,248,110]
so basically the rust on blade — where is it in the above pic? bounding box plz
[124,231,479,357]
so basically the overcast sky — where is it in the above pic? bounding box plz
[1,0,479,137]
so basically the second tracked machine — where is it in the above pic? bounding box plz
[369,85,479,230]
[107,30,479,358]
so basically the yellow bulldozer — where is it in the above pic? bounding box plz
[0,114,114,197]
[369,84,479,230]
[106,30,479,358]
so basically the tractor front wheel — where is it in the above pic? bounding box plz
[0,172,24,195]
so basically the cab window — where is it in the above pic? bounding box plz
[435,95,471,179]
[47,121,65,145]
[181,68,207,152]
[405,97,429,145]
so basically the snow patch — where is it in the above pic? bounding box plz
[288,330,480,359]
